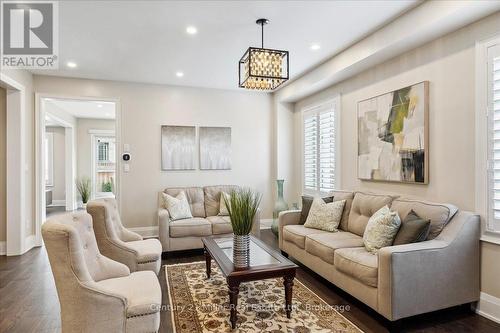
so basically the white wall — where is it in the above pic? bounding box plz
[33,76,274,228]
[286,12,500,298]
[0,87,6,241]
[45,126,66,201]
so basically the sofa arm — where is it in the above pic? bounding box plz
[377,211,480,321]
[278,210,301,249]
[158,208,171,252]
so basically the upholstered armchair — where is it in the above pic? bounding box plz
[87,198,162,274]
[42,212,161,332]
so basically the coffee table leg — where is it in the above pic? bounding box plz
[228,282,240,329]
[204,246,211,279]
[284,273,295,319]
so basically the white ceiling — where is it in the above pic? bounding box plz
[45,99,116,119]
[32,0,419,90]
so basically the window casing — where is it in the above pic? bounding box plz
[302,99,339,195]
[487,43,500,233]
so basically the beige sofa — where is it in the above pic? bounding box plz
[159,185,261,252]
[279,190,480,321]
[42,212,161,332]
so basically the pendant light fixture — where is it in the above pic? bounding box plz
[238,18,289,90]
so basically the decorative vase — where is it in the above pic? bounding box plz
[233,234,250,268]
[271,179,289,237]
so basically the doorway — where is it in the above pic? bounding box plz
[36,97,118,240]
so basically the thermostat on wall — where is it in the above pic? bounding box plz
[122,153,131,161]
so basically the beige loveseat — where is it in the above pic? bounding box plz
[279,191,480,321]
[159,185,261,252]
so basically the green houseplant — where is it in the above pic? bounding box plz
[223,188,261,268]
[76,177,92,208]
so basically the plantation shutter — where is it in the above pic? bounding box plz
[303,113,318,192]
[319,110,335,192]
[488,45,500,232]
[303,101,337,195]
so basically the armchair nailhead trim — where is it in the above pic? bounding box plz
[127,311,158,318]
[138,260,158,264]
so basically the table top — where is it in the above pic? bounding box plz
[202,235,297,279]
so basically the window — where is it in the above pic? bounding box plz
[98,141,109,162]
[303,99,339,195]
[487,43,500,232]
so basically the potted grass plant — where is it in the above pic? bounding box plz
[76,177,92,208]
[223,188,261,268]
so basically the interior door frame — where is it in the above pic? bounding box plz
[0,73,28,256]
[35,94,121,247]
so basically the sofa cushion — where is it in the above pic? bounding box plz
[334,247,378,287]
[164,187,206,217]
[304,198,345,232]
[299,195,334,225]
[206,215,232,235]
[96,270,161,317]
[390,199,458,240]
[363,205,401,253]
[331,190,355,231]
[126,239,162,262]
[347,192,397,236]
[161,191,193,221]
[169,218,212,238]
[305,232,364,264]
[282,225,330,249]
[203,185,238,217]
[393,210,431,245]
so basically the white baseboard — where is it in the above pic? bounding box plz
[0,241,5,255]
[23,235,37,254]
[129,226,159,238]
[260,219,273,230]
[49,200,66,207]
[475,292,500,324]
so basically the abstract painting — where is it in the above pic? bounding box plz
[199,127,231,170]
[161,125,196,170]
[358,81,428,183]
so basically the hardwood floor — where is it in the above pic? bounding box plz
[1,229,499,332]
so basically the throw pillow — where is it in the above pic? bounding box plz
[363,205,401,254]
[218,192,231,216]
[304,198,346,232]
[162,191,193,221]
[393,210,431,245]
[299,195,334,224]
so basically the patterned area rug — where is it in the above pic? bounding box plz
[165,262,363,333]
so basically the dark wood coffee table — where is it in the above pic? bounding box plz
[202,235,298,329]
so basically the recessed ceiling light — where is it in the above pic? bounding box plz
[310,44,321,51]
[176,71,184,78]
[186,26,197,35]
[97,104,103,108]
[105,112,111,117]
[66,61,77,68]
